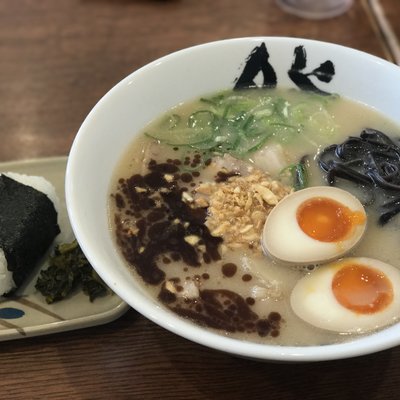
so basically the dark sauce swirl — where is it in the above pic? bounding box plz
[114,158,221,284]
[112,155,282,337]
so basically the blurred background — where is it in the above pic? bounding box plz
[0,0,398,161]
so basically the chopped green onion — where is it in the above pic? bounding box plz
[188,110,215,128]
[280,156,309,191]
[145,89,339,159]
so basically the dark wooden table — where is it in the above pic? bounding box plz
[1,1,400,398]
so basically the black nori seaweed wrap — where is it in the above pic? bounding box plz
[0,175,60,291]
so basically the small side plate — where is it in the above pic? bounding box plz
[0,157,130,340]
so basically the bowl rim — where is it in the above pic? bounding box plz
[66,36,400,362]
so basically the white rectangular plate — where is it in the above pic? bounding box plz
[0,157,130,340]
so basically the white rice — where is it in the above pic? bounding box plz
[0,249,15,295]
[2,172,60,213]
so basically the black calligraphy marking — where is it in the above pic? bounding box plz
[234,43,277,89]
[288,46,335,95]
[234,43,335,94]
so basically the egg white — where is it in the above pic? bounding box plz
[261,186,367,265]
[290,257,400,333]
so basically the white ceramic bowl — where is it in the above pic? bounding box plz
[66,37,400,362]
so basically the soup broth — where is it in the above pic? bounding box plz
[109,88,400,346]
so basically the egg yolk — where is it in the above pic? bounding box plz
[296,197,365,242]
[332,264,393,314]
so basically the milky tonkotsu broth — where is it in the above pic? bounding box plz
[109,88,400,346]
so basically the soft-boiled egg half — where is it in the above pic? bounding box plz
[290,257,400,333]
[261,186,367,265]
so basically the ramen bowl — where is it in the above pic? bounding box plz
[66,37,400,362]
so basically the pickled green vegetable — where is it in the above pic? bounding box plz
[35,240,110,303]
